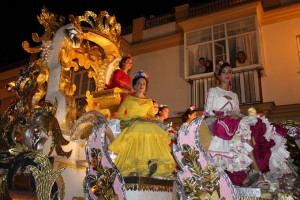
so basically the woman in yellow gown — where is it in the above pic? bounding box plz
[108,70,176,177]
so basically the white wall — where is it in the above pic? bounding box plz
[261,17,300,105]
[143,22,177,42]
[131,45,190,117]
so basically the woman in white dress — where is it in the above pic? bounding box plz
[204,60,290,187]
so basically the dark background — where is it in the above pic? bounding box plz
[0,0,201,69]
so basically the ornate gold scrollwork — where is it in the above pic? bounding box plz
[59,9,121,92]
[58,9,122,122]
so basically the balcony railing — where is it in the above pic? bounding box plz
[121,0,256,35]
[121,24,133,36]
[189,0,255,18]
[145,12,175,29]
[191,66,262,110]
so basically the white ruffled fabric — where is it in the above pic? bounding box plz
[208,137,253,172]
[205,87,290,178]
[208,115,290,178]
[208,115,257,173]
[259,116,290,179]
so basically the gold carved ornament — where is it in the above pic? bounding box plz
[59,10,121,92]
[36,98,72,158]
[2,62,71,157]
[181,144,225,200]
[21,6,77,132]
[58,10,122,122]
[22,6,65,54]
[21,7,65,110]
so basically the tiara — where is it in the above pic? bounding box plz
[159,104,167,108]
[134,70,149,80]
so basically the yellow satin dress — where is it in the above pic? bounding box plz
[108,95,176,177]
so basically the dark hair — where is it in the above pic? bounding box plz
[158,105,168,119]
[159,105,168,112]
[206,60,212,65]
[237,51,247,58]
[119,56,132,70]
[132,76,148,88]
[236,51,247,63]
[182,108,196,122]
[199,57,205,62]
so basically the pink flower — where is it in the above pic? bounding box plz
[190,104,195,110]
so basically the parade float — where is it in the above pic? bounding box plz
[0,6,299,200]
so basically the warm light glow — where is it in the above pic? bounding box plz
[297,35,300,55]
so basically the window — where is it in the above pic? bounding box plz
[72,70,96,98]
[185,16,259,77]
[72,69,96,118]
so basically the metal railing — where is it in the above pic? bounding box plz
[191,67,262,110]
[189,0,255,18]
[121,0,256,35]
[145,12,175,29]
[121,24,133,36]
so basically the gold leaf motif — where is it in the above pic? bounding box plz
[182,144,203,178]
[25,151,66,200]
[86,148,118,200]
[181,144,224,200]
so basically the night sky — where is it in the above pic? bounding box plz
[0,0,202,70]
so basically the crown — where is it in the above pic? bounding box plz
[69,11,121,47]
[23,7,121,54]
[134,70,149,80]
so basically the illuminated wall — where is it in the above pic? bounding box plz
[131,45,190,118]
[261,11,300,105]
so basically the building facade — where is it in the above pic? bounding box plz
[120,0,300,124]
[1,0,300,125]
